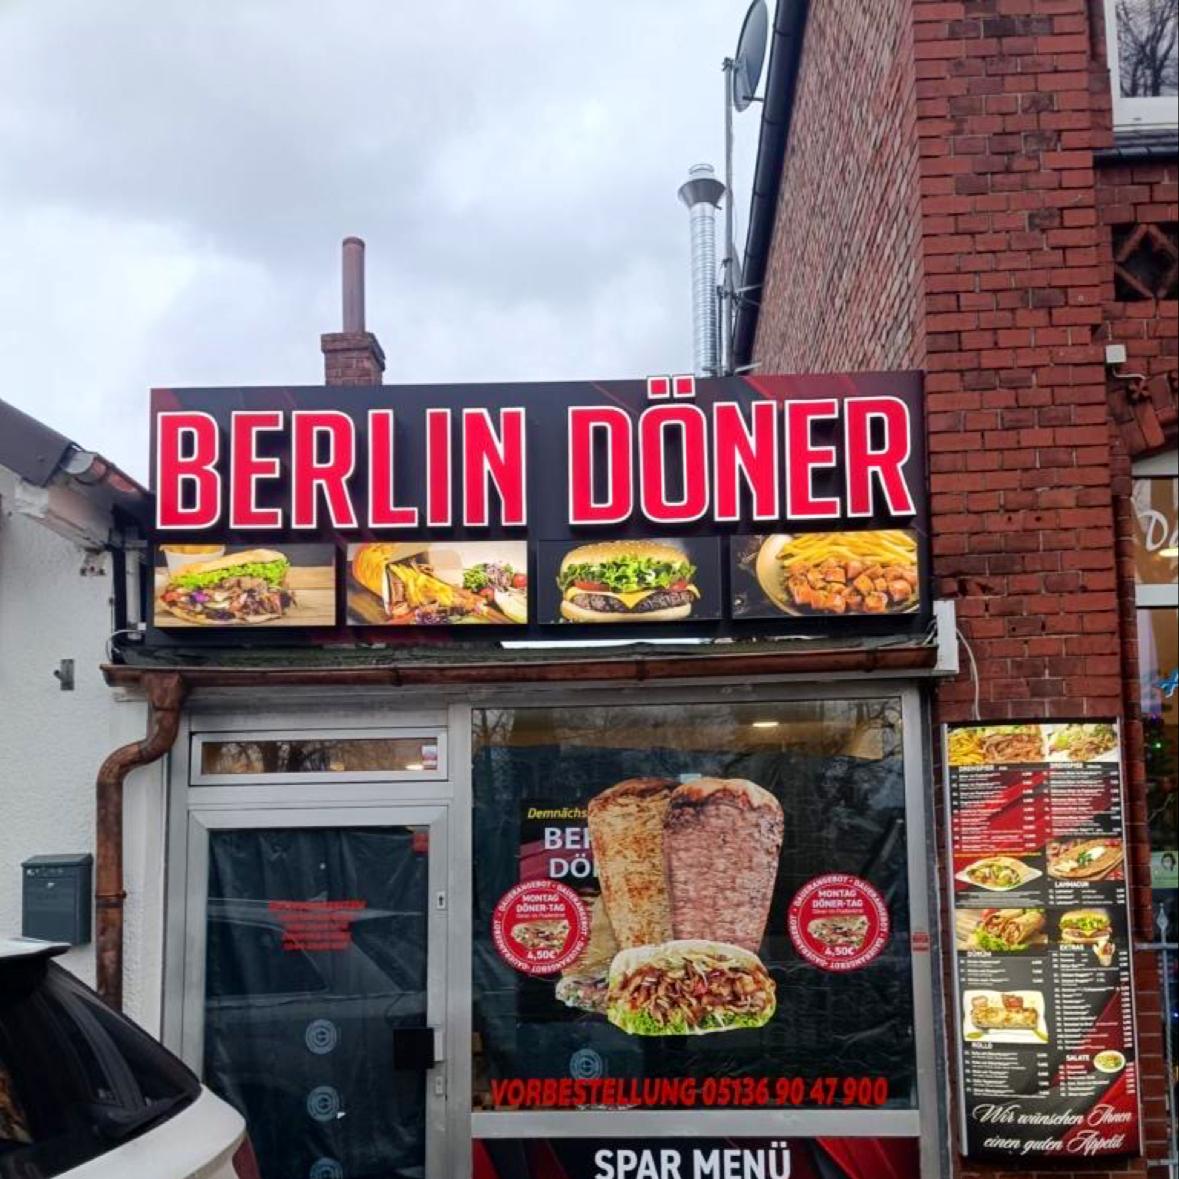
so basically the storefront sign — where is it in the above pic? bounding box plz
[147,374,927,637]
[944,720,1142,1160]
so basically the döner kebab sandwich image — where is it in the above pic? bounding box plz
[556,895,620,1014]
[557,540,699,622]
[808,914,869,950]
[157,549,294,624]
[511,918,569,953]
[607,940,776,1036]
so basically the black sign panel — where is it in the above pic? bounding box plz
[147,373,927,641]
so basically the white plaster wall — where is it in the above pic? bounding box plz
[0,471,162,1031]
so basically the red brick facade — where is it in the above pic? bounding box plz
[754,0,924,371]
[322,329,386,385]
[750,0,1177,1174]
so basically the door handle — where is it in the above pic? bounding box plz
[391,1026,443,1071]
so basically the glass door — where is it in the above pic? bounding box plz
[181,806,448,1179]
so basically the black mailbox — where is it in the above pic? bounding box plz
[22,854,93,945]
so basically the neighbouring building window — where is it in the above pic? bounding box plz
[1131,451,1178,1150]
[1132,458,1178,872]
[1105,0,1179,129]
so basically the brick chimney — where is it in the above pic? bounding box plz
[321,236,386,385]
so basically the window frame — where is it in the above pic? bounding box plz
[1104,0,1179,131]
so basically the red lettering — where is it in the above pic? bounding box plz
[713,400,779,521]
[291,411,357,529]
[844,396,916,517]
[523,1079,542,1107]
[367,410,419,528]
[784,399,840,519]
[568,406,633,525]
[462,407,527,527]
[426,409,452,527]
[229,411,283,529]
[156,411,221,529]
[638,404,709,523]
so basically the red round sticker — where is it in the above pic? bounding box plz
[788,874,890,972]
[492,880,589,975]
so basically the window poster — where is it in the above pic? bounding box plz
[945,721,1141,1160]
[471,701,919,1117]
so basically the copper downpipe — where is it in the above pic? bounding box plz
[95,672,186,1008]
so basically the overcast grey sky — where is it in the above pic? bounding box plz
[0,1,764,480]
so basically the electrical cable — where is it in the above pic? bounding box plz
[957,627,981,722]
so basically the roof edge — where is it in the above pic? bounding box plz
[732,0,810,371]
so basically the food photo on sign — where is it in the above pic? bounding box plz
[730,530,920,619]
[153,543,336,628]
[536,539,721,625]
[470,701,916,1114]
[346,541,528,625]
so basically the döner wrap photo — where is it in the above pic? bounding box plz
[606,940,777,1036]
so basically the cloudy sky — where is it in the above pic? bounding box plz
[0,1,764,480]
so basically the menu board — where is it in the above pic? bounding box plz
[945,720,1141,1160]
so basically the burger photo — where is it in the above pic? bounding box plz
[1059,909,1112,945]
[556,539,699,623]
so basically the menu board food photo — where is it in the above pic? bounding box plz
[944,720,1141,1161]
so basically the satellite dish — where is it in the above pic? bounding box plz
[732,0,768,112]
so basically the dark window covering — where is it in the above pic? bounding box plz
[203,827,429,1179]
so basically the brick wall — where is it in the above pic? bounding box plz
[752,0,923,372]
[322,330,386,385]
[751,0,1173,1173]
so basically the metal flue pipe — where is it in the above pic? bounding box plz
[677,164,726,377]
[342,236,366,333]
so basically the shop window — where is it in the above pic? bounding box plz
[1104,0,1179,129]
[193,731,442,781]
[1113,223,1179,302]
[470,697,920,1123]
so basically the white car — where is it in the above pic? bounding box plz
[0,937,257,1178]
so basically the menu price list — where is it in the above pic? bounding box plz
[945,720,1140,1161]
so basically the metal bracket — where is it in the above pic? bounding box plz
[54,659,75,691]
